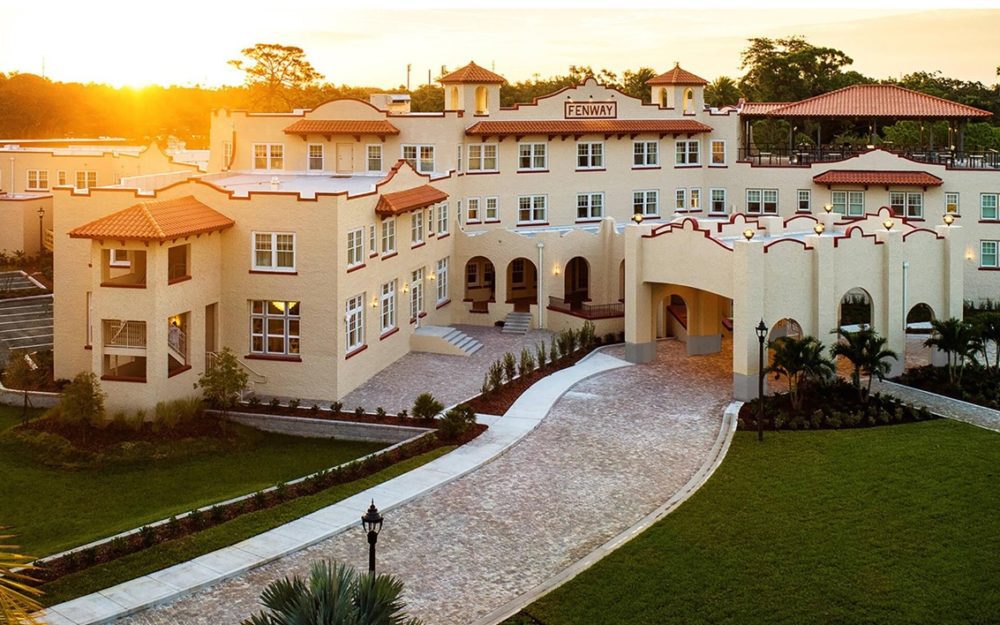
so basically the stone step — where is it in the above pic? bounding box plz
[501,312,532,334]
[411,325,482,357]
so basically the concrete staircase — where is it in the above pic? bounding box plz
[411,325,484,356]
[501,312,532,334]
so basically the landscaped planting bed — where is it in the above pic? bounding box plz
[896,364,1000,409]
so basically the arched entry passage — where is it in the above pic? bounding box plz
[767,318,804,394]
[665,294,688,339]
[506,258,537,313]
[839,287,873,332]
[904,303,935,369]
[564,256,590,310]
[464,256,495,313]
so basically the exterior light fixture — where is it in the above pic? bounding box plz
[755,319,768,443]
[401,283,409,294]
[553,264,560,276]
[631,213,644,225]
[883,219,894,231]
[361,500,384,575]
[823,203,833,214]
[370,297,379,309]
[813,223,825,235]
[743,228,755,241]
[943,213,955,226]
[428,273,435,281]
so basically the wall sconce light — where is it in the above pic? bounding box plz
[813,223,825,235]
[965,249,975,261]
[631,213,644,225]
[427,272,435,281]
[553,263,561,276]
[400,283,409,294]
[883,219,894,231]
[943,213,955,226]
[370,297,379,309]
[823,203,833,214]
[743,228,755,241]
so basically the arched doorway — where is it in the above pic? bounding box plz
[464,256,495,313]
[767,318,804,394]
[619,259,626,302]
[839,287,873,332]
[564,256,590,310]
[905,303,935,369]
[506,258,537,312]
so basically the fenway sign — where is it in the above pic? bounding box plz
[564,101,617,119]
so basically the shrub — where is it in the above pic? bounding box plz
[488,360,505,392]
[129,410,146,431]
[412,393,444,421]
[108,536,129,557]
[188,508,205,529]
[550,340,559,364]
[288,399,301,410]
[536,341,547,369]
[604,332,617,344]
[252,491,267,509]
[330,401,343,415]
[354,406,365,417]
[580,321,596,350]
[57,372,107,429]
[518,348,536,376]
[165,516,181,538]
[397,409,408,418]
[210,505,226,524]
[502,352,517,383]
[310,403,321,414]
[268,398,282,410]
[480,372,490,396]
[139,525,156,547]
[438,403,476,441]
[197,347,248,412]
[247,395,261,408]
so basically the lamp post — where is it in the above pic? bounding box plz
[361,500,383,575]
[37,206,45,253]
[755,319,767,442]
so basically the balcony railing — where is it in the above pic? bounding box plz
[103,319,147,349]
[738,145,1000,169]
[548,296,624,319]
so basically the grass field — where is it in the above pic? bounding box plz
[507,420,1000,625]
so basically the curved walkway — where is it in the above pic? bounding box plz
[872,378,1000,433]
[55,341,733,625]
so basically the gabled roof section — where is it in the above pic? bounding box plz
[69,196,234,241]
[646,63,709,86]
[375,185,448,217]
[284,119,400,136]
[465,119,712,137]
[439,61,506,84]
[813,170,943,187]
[749,84,992,119]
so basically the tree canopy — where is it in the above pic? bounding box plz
[229,43,325,110]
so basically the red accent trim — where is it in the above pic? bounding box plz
[418,311,428,318]
[411,242,426,250]
[346,263,366,274]
[436,233,450,240]
[516,222,549,227]
[435,298,451,309]
[674,164,702,169]
[464,171,500,176]
[249,270,298,276]
[381,251,398,260]
[466,220,481,225]
[763,238,808,253]
[978,266,1000,271]
[168,364,192,378]
[369,252,379,258]
[245,353,302,362]
[100,282,146,289]
[631,166,661,171]
[101,375,146,383]
[469,309,490,314]
[167,275,192,285]
[979,220,1000,224]
[575,168,606,173]
[380,327,400,341]
[575,219,602,224]
[84,345,92,350]
[345,344,368,360]
[902,228,942,241]
[516,169,549,174]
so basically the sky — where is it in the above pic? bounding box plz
[0,1,998,89]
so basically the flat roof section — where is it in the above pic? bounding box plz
[203,172,389,199]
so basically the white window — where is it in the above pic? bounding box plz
[633,141,658,167]
[747,189,779,215]
[347,228,364,267]
[345,294,365,352]
[308,144,324,171]
[253,232,296,272]
[252,144,283,170]
[436,257,449,303]
[468,143,498,171]
[577,142,604,169]
[456,145,463,173]
[831,190,865,217]
[368,223,377,256]
[518,195,547,224]
[380,280,397,333]
[26,170,48,190]
[466,197,481,223]
[437,203,449,235]
[485,196,499,222]
[689,188,701,211]
[518,143,547,170]
[797,189,811,212]
[381,218,396,254]
[945,192,959,214]
[890,192,923,219]
[250,300,300,356]
[410,268,425,320]
[366,145,382,173]
[710,140,726,166]
[222,141,233,169]
[411,211,424,245]
[576,192,604,220]
[427,207,434,235]
[981,240,998,268]
[710,188,727,214]
[675,140,700,166]
[633,190,659,217]
[980,193,997,220]
[675,189,687,212]
[109,249,131,268]
[76,171,97,189]
[57,171,67,186]
[402,144,435,173]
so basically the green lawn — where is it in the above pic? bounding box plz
[508,420,1000,625]
[0,406,386,557]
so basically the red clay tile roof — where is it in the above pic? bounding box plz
[284,119,400,136]
[439,62,506,84]
[465,119,712,137]
[813,170,944,187]
[376,185,449,217]
[750,84,991,119]
[739,101,792,116]
[646,64,709,86]
[69,196,235,241]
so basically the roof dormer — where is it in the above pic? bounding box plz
[646,63,708,113]
[439,61,505,116]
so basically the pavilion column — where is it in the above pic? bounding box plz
[958,119,966,153]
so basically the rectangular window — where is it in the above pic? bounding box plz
[253,232,295,272]
[945,192,959,214]
[577,142,604,169]
[110,249,131,268]
[252,144,283,170]
[518,143,547,170]
[905,193,923,218]
[466,261,478,286]
[380,280,397,333]
[512,259,525,284]
[847,191,864,217]
[410,268,425,320]
[675,188,687,212]
[456,145,463,173]
[675,140,700,165]
[308,144,324,171]
[710,140,726,166]
[381,219,396,254]
[797,189,811,212]
[57,171,67,186]
[746,189,778,214]
[467,197,480,223]
[76,171,97,189]
[366,145,382,172]
[485,196,499,222]
[347,228,364,267]
[368,223,377,256]
[436,257,449,303]
[518,195,547,224]
[831,191,847,215]
[427,206,434,235]
[437,203,449,235]
[402,144,435,173]
[710,188,727,214]
[26,170,48,190]
[981,241,998,268]
[763,189,779,214]
[633,190,659,217]
[633,141,658,167]
[223,141,233,169]
[576,192,604,220]
[346,294,365,352]
[981,193,998,220]
[689,188,701,211]
[468,143,498,171]
[249,300,300,356]
[411,211,424,245]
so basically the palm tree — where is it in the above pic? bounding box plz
[972,312,1000,372]
[924,318,978,383]
[767,335,834,411]
[0,529,43,625]
[831,328,868,400]
[242,560,422,625]
[831,329,898,402]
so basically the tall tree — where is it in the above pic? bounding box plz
[705,76,742,108]
[229,43,324,110]
[739,36,864,102]
[620,67,657,102]
[1,350,39,425]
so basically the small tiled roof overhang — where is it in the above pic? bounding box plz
[813,170,944,187]
[465,119,712,138]
[283,119,400,136]
[646,64,709,86]
[739,101,792,116]
[69,196,235,242]
[439,61,505,84]
[747,84,992,119]
[375,185,448,217]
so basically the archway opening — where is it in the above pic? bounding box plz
[683,88,694,113]
[618,259,626,302]
[449,87,460,110]
[660,89,669,108]
[464,256,495,313]
[905,303,935,370]
[665,294,688,338]
[839,287,873,332]
[767,318,805,394]
[564,256,590,310]
[475,86,488,114]
[506,258,537,312]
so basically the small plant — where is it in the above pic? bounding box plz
[536,341,547,369]
[518,347,536,376]
[580,321,596,350]
[275,482,288,501]
[604,332,616,344]
[438,403,477,441]
[165,515,181,538]
[376,407,387,418]
[80,546,97,566]
[502,352,517,383]
[354,406,365,417]
[288,398,301,410]
[108,536,129,557]
[330,401,343,415]
[481,372,490,396]
[197,347,249,414]
[488,359,505,392]
[210,505,226,524]
[57,371,107,431]
[252,491,267,509]
[247,395,261,408]
[188,508,205,530]
[412,393,444,421]
[139,525,156,547]
[268,398,282,410]
[550,340,559,364]
[310,403,321,414]
[397,409,408,418]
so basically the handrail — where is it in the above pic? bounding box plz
[206,351,267,384]
[548,296,624,319]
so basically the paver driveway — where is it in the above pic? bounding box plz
[119,340,733,625]
[0,293,53,364]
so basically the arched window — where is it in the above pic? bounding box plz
[449,87,460,110]
[660,89,668,108]
[475,86,488,114]
[683,88,694,113]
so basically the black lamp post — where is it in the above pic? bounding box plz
[755,319,767,442]
[37,206,45,253]
[361,500,383,575]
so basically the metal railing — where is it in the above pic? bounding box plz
[43,229,54,252]
[548,296,624,319]
[206,351,267,399]
[168,326,187,361]
[738,145,1000,169]
[103,319,147,349]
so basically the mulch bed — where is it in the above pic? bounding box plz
[23,416,233,453]
[467,347,599,416]
[233,405,435,428]
[895,365,1000,410]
